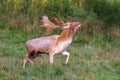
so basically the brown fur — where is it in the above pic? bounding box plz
[57,29,74,43]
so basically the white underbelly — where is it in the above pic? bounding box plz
[54,42,70,54]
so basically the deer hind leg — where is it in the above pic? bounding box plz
[23,57,34,69]
[23,52,34,69]
[23,53,32,69]
[23,57,28,69]
[62,51,70,64]
[28,50,39,64]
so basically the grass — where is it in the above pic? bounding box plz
[0,27,120,80]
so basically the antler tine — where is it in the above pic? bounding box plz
[54,14,65,25]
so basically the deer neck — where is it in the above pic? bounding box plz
[57,29,74,43]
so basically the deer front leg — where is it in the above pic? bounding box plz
[49,53,54,64]
[62,51,70,64]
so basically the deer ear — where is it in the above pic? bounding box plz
[54,14,65,25]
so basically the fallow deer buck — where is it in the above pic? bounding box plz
[23,21,81,68]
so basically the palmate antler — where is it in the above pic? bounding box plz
[40,14,74,35]
[40,16,59,29]
[54,14,72,29]
[40,16,60,35]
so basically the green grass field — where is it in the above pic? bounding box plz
[0,27,120,80]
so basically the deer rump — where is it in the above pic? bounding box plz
[26,35,58,54]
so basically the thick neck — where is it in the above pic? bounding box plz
[57,29,74,42]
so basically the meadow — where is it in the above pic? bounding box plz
[0,0,120,80]
[0,25,120,80]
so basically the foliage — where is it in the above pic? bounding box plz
[83,0,120,27]
[0,0,120,28]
